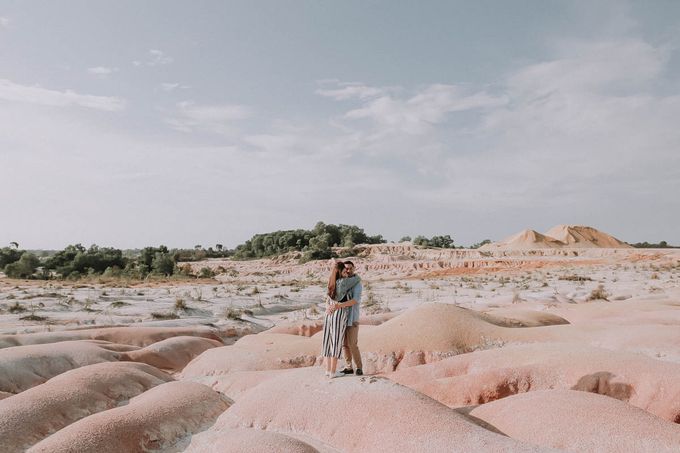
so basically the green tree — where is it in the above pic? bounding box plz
[4,252,40,279]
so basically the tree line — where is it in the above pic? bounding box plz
[1,221,464,279]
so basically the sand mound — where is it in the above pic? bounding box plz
[0,325,222,349]
[482,309,570,327]
[183,303,523,376]
[197,367,546,452]
[0,341,121,394]
[186,369,295,401]
[185,427,320,453]
[268,319,324,337]
[481,229,566,250]
[388,343,680,421]
[0,362,172,452]
[470,390,680,452]
[28,381,230,453]
[545,225,631,248]
[181,333,320,377]
[123,336,223,371]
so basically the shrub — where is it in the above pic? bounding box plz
[151,312,179,320]
[8,302,26,313]
[4,253,40,279]
[198,267,215,278]
[587,285,609,301]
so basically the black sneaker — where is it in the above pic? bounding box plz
[341,368,354,374]
[355,369,363,376]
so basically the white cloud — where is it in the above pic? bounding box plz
[166,101,251,134]
[316,83,388,100]
[340,84,506,135]
[159,82,189,92]
[134,49,173,67]
[87,66,119,77]
[0,16,9,28]
[149,49,173,65]
[0,78,126,111]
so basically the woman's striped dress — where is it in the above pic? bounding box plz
[322,297,349,358]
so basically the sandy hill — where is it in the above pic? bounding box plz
[545,225,631,248]
[480,229,566,250]
[481,225,632,250]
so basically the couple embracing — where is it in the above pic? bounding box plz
[322,260,363,378]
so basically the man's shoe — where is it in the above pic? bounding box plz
[355,369,363,376]
[341,368,354,374]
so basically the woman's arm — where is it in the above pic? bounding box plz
[336,299,358,309]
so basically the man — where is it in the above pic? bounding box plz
[341,260,363,376]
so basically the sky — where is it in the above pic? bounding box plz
[1,0,679,249]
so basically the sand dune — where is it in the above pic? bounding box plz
[28,381,230,453]
[185,427,321,452]
[469,390,680,452]
[0,362,172,452]
[388,343,680,421]
[193,367,548,452]
[545,224,631,248]
[123,335,223,371]
[0,341,121,394]
[0,325,223,349]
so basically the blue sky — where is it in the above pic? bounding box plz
[1,1,679,248]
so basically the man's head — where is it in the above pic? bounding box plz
[343,261,355,277]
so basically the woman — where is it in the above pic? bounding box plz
[322,261,360,378]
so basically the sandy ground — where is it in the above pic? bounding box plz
[1,244,679,452]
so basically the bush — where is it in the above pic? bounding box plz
[0,247,22,268]
[4,253,40,279]
[234,221,385,260]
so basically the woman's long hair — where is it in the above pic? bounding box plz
[327,262,345,300]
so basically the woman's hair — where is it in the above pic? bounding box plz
[327,262,345,299]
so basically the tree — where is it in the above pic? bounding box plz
[0,247,23,268]
[4,252,40,279]
[215,244,223,252]
[413,236,429,246]
[470,239,491,249]
[399,236,412,243]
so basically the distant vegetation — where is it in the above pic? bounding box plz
[0,243,229,281]
[1,221,465,279]
[411,235,455,248]
[233,222,386,262]
[630,241,678,249]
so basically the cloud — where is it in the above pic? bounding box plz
[337,83,506,135]
[160,82,189,92]
[0,78,126,111]
[87,66,119,77]
[166,101,252,134]
[0,16,9,28]
[133,49,173,67]
[315,83,388,100]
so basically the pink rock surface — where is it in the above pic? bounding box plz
[206,367,549,452]
[268,319,324,337]
[181,333,320,377]
[184,304,523,377]
[388,343,680,422]
[123,335,223,371]
[0,362,172,452]
[186,427,320,453]
[28,381,230,453]
[187,369,293,400]
[469,390,680,452]
[0,325,223,349]
[0,341,121,394]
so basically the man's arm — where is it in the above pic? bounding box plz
[334,275,360,301]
